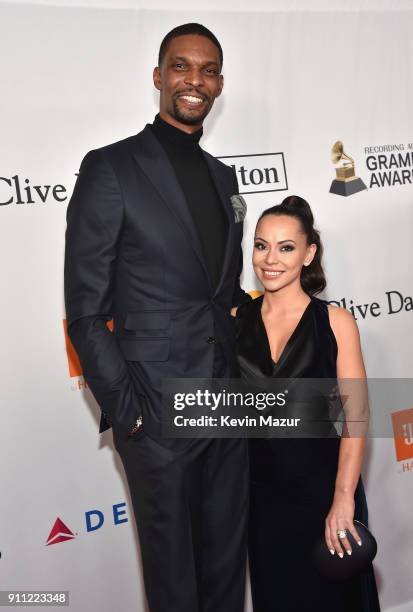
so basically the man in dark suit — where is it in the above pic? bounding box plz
[64,23,250,612]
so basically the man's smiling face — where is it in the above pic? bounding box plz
[153,34,223,133]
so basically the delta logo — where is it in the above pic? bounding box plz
[45,503,129,546]
[391,408,413,472]
[46,518,75,546]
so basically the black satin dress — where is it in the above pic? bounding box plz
[235,295,380,612]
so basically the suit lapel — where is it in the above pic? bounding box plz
[133,126,212,289]
[132,125,235,296]
[202,152,235,296]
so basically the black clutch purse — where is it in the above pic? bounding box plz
[313,520,377,581]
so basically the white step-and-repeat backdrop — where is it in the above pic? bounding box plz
[1,1,412,610]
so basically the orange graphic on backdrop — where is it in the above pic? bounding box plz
[391,408,413,462]
[62,296,262,377]
[63,319,113,378]
[62,297,263,378]
[249,291,263,299]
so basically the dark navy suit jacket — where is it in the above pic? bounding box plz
[64,124,249,442]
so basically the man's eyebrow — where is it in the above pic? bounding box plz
[170,55,220,66]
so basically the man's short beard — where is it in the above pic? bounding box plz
[172,99,210,125]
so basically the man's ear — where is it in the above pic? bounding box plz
[216,74,224,98]
[153,66,161,91]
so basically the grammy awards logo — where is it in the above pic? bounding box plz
[391,407,413,462]
[329,141,367,197]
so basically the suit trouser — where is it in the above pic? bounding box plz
[114,433,248,612]
[112,346,249,612]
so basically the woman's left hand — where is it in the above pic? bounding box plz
[230,307,238,317]
[325,491,362,558]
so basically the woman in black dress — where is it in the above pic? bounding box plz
[235,196,380,611]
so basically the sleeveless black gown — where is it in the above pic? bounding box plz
[235,294,380,612]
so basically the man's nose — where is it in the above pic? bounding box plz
[184,67,205,88]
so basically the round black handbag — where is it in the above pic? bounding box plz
[313,520,377,581]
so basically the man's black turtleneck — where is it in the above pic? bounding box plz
[150,113,228,291]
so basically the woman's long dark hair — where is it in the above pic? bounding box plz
[257,195,326,296]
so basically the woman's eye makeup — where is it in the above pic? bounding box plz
[254,241,267,250]
[253,241,295,252]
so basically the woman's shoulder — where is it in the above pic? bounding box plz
[235,294,262,318]
[324,301,365,377]
[309,296,359,342]
[311,296,354,320]
[326,301,356,325]
[234,294,262,336]
[321,300,360,343]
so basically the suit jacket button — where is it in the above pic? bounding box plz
[207,336,216,344]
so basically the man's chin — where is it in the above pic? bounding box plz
[175,111,208,126]
[172,103,210,126]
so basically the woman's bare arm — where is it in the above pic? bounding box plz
[324,305,368,557]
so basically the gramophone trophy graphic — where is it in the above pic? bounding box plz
[329,141,367,196]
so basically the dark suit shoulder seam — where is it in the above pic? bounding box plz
[92,133,140,153]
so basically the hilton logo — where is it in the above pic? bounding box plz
[219,153,288,195]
